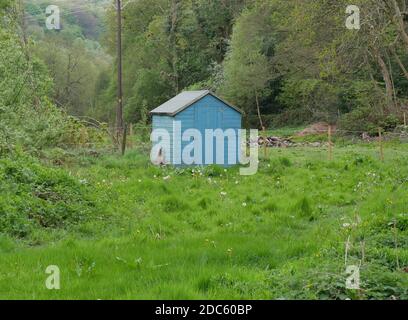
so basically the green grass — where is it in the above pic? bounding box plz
[0,143,407,299]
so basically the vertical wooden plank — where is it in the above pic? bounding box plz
[121,123,127,156]
[263,127,267,159]
[328,125,333,161]
[378,127,384,162]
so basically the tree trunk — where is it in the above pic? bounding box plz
[255,91,264,130]
[387,52,398,111]
[65,53,72,101]
[391,0,408,50]
[376,52,394,109]
[17,0,29,54]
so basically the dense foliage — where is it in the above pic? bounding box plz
[0,12,66,153]
[0,152,95,238]
[5,0,406,131]
[1,1,109,154]
[24,0,111,116]
[95,0,408,130]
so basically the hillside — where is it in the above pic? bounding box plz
[25,0,109,40]
[23,0,112,117]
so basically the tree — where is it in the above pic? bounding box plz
[221,3,274,129]
[0,8,67,151]
[100,0,249,124]
[271,0,407,125]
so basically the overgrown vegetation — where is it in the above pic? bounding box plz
[1,146,407,299]
[0,152,96,239]
[0,2,108,154]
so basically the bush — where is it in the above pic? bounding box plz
[337,80,398,135]
[0,153,95,238]
[276,79,340,125]
[339,107,399,135]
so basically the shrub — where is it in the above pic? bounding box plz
[0,153,95,238]
[339,107,399,136]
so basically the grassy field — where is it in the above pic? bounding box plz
[0,142,407,299]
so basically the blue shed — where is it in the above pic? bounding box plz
[150,90,242,166]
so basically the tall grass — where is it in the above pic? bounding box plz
[0,143,407,299]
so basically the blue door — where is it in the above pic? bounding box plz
[195,104,228,165]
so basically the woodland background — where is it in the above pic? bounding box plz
[2,0,408,150]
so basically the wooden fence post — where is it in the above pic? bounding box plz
[121,123,127,156]
[263,126,267,158]
[378,127,384,162]
[328,125,333,161]
[128,123,133,148]
[392,220,400,270]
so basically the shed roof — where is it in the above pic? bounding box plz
[150,90,242,116]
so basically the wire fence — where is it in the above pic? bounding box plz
[56,121,408,164]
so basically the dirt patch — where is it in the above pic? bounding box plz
[295,122,336,136]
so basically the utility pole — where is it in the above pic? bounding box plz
[115,0,124,137]
[113,0,134,154]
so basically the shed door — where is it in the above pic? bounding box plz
[195,104,224,165]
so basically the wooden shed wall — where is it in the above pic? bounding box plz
[153,95,241,165]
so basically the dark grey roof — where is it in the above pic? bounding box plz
[150,90,242,116]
